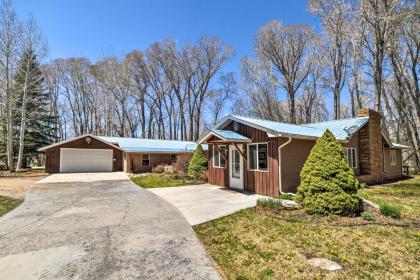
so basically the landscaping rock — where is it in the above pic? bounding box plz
[308,258,342,271]
[164,165,175,173]
[279,199,300,209]
[360,197,379,211]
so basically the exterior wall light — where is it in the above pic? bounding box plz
[86,136,92,145]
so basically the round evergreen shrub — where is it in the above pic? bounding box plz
[296,129,360,215]
[188,144,208,178]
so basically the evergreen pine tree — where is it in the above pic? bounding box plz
[13,46,56,168]
[296,129,360,215]
[188,144,208,178]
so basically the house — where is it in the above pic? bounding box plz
[199,109,410,196]
[38,135,206,173]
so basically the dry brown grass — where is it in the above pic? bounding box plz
[195,207,420,280]
[0,174,46,199]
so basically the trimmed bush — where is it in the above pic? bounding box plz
[296,129,360,215]
[188,144,208,178]
[361,211,375,221]
[379,202,401,218]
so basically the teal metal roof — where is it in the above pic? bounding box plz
[224,115,370,141]
[98,136,207,153]
[211,130,251,142]
[303,117,369,140]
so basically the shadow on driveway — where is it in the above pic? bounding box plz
[0,173,221,280]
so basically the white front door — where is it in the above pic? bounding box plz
[229,145,243,190]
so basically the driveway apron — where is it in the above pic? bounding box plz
[0,173,221,280]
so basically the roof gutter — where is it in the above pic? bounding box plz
[278,137,293,195]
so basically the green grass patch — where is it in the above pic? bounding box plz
[276,193,295,201]
[131,173,206,188]
[257,198,283,210]
[359,176,420,217]
[361,211,375,221]
[194,208,420,279]
[0,195,23,216]
[379,203,401,219]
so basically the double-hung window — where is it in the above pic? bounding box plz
[344,148,357,168]
[142,154,150,166]
[390,150,397,166]
[248,143,268,171]
[213,145,226,168]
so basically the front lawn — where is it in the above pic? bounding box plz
[0,195,23,216]
[360,176,420,217]
[131,173,206,188]
[194,207,419,279]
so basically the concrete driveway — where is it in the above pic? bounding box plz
[0,173,221,280]
[149,184,265,225]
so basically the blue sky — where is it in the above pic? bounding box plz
[14,0,317,73]
[13,0,337,117]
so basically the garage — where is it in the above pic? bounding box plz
[38,134,123,173]
[60,148,113,173]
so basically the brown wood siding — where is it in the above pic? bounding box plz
[280,137,315,193]
[208,144,229,187]
[243,141,279,196]
[280,133,360,193]
[44,136,123,173]
[384,148,403,178]
[208,121,279,196]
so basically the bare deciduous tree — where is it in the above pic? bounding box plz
[256,20,315,124]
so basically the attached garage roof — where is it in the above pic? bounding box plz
[97,136,207,153]
[39,134,207,154]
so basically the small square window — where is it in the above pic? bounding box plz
[171,154,177,162]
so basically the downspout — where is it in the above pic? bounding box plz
[278,137,293,194]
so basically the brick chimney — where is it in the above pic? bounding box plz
[357,109,384,182]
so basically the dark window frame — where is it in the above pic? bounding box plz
[142,154,150,166]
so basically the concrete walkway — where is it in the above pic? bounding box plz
[0,173,221,280]
[149,184,265,225]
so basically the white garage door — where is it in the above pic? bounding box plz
[60,148,113,173]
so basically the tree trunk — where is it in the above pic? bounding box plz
[17,60,31,171]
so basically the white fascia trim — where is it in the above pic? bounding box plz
[273,133,349,143]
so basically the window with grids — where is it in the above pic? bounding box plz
[390,150,397,166]
[142,154,150,166]
[248,143,268,171]
[344,148,357,168]
[213,145,226,168]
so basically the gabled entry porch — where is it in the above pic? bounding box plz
[200,130,251,190]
